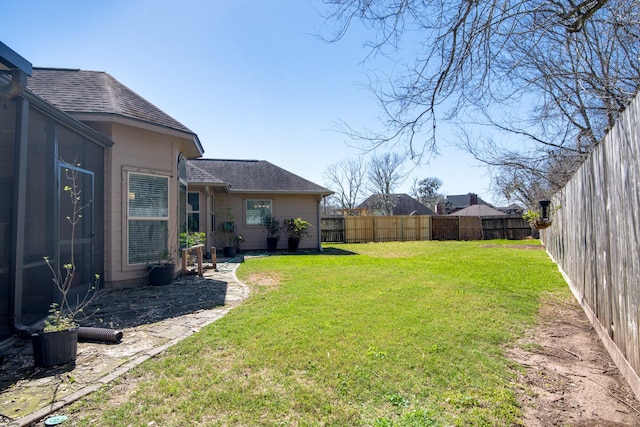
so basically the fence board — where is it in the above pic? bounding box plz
[481,217,531,240]
[544,92,640,399]
[322,215,528,243]
[321,218,345,242]
[342,215,432,243]
[432,217,459,240]
[458,216,482,240]
[345,216,375,243]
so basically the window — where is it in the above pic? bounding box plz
[177,154,188,246]
[128,173,169,264]
[246,199,272,225]
[187,192,200,233]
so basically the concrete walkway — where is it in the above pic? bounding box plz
[0,260,249,427]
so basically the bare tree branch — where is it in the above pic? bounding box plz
[320,0,640,199]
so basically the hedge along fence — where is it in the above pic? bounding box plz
[543,92,640,400]
[321,215,531,243]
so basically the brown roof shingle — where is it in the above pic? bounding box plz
[27,68,194,134]
[188,159,332,195]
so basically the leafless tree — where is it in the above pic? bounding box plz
[320,0,640,203]
[323,157,367,212]
[366,152,406,215]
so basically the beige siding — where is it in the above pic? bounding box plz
[208,193,323,251]
[104,123,190,288]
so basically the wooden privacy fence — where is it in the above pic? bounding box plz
[322,215,531,243]
[321,217,346,242]
[344,215,432,243]
[543,92,640,400]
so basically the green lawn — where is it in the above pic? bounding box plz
[74,240,568,426]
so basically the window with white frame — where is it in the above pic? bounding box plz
[245,199,272,225]
[187,192,200,233]
[128,172,169,264]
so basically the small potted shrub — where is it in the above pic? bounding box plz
[32,163,99,368]
[523,200,558,230]
[283,217,312,252]
[262,215,281,252]
[147,249,176,286]
[220,221,237,257]
[217,204,238,257]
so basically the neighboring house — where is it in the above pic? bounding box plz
[497,203,525,216]
[187,159,333,252]
[449,204,506,217]
[439,193,493,214]
[357,193,437,216]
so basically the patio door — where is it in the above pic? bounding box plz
[58,162,95,305]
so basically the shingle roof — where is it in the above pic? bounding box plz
[27,68,194,134]
[358,193,437,215]
[446,193,493,208]
[449,204,505,216]
[188,159,333,195]
[187,162,226,185]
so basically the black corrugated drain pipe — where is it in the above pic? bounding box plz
[78,327,123,343]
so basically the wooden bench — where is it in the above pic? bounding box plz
[181,244,205,277]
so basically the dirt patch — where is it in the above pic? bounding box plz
[482,244,544,250]
[245,272,281,292]
[508,294,640,426]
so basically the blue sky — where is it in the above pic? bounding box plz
[2,0,498,203]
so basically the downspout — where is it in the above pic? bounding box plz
[0,69,28,99]
[3,69,32,337]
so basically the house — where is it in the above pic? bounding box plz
[187,159,333,252]
[357,193,437,216]
[439,193,493,214]
[0,43,328,339]
[496,203,524,216]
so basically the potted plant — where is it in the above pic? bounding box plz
[262,215,281,252]
[523,200,558,230]
[217,204,238,257]
[283,217,312,252]
[32,163,99,368]
[147,249,176,286]
[220,221,237,257]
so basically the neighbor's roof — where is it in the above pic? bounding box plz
[449,204,505,216]
[358,193,437,216]
[188,159,333,195]
[446,193,493,208]
[27,68,197,136]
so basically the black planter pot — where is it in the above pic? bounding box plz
[287,237,300,252]
[148,263,176,286]
[32,328,78,368]
[266,237,279,252]
[223,246,237,257]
